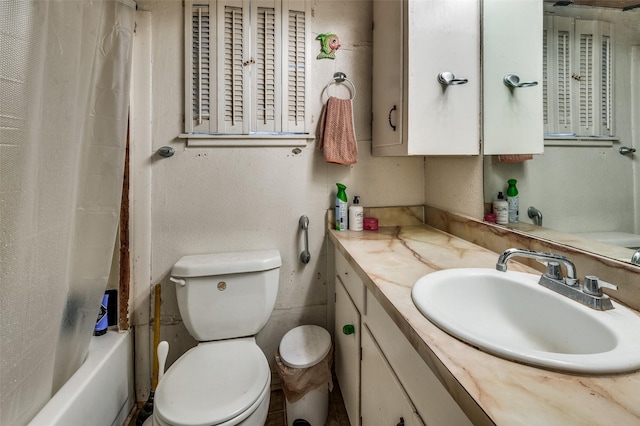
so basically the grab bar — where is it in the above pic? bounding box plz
[299,215,311,264]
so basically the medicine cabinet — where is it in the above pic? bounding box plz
[371,0,480,156]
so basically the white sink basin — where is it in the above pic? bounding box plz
[412,268,640,374]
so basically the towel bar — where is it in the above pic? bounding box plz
[323,72,356,100]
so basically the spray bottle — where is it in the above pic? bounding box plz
[335,183,348,231]
[507,179,519,223]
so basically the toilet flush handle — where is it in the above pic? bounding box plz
[170,277,187,286]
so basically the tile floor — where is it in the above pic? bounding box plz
[266,378,350,426]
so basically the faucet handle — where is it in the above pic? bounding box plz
[543,261,562,279]
[583,276,618,297]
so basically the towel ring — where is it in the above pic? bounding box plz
[323,72,356,101]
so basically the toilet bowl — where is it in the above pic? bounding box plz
[153,339,270,426]
[151,250,281,426]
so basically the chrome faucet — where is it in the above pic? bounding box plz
[496,248,617,310]
[496,248,577,282]
[632,248,640,265]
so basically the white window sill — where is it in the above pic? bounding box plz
[179,133,314,148]
[544,135,618,147]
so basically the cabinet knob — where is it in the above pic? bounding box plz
[342,324,355,335]
[396,417,405,426]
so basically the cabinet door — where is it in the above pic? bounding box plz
[405,0,480,156]
[372,0,480,156]
[361,325,424,426]
[483,0,543,155]
[372,0,403,150]
[334,278,360,426]
[365,290,473,426]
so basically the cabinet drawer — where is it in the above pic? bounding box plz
[365,290,472,426]
[335,249,365,313]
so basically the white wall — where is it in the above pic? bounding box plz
[131,0,444,400]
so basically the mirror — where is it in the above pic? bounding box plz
[484,1,640,265]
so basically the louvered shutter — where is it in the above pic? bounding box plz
[186,2,214,133]
[543,16,613,138]
[600,32,613,134]
[185,0,309,137]
[576,20,596,135]
[283,0,308,133]
[575,20,612,137]
[218,0,248,133]
[543,16,574,135]
[253,0,281,132]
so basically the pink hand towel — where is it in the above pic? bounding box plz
[318,96,358,165]
[498,154,533,163]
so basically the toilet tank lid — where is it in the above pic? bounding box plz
[172,249,281,277]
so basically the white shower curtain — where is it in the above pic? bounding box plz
[0,1,135,424]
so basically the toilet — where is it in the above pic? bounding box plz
[152,249,281,426]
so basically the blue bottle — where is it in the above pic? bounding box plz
[94,294,109,336]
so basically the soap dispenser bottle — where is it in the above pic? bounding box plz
[493,192,508,225]
[349,196,364,231]
[335,183,348,231]
[506,179,519,223]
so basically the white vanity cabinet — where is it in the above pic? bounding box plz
[333,249,473,426]
[483,0,544,155]
[371,0,480,156]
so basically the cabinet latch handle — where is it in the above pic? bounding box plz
[437,71,468,86]
[388,105,397,131]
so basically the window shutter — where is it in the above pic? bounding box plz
[543,16,612,137]
[544,16,574,135]
[283,0,308,133]
[254,1,281,132]
[220,1,247,133]
[186,2,213,133]
[543,24,548,129]
[556,29,572,131]
[600,33,613,134]
[184,0,309,137]
[578,30,595,134]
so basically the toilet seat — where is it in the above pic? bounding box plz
[155,339,270,426]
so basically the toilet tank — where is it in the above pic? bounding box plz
[170,250,281,341]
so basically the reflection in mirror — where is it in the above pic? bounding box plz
[484,1,640,265]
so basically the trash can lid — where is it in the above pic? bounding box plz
[279,325,331,369]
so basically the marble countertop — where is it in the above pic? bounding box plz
[328,224,640,425]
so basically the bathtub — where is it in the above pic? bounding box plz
[573,231,640,249]
[28,330,134,426]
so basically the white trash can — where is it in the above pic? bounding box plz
[277,325,332,426]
